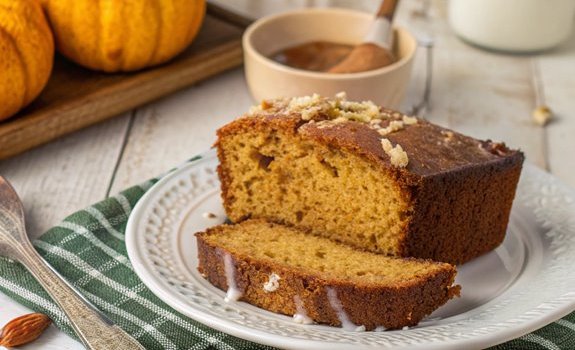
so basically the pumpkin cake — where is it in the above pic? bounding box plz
[196,219,460,330]
[216,93,524,264]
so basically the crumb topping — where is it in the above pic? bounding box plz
[381,138,409,168]
[248,92,383,123]
[315,117,348,129]
[441,130,454,141]
[248,93,416,168]
[402,115,418,125]
[532,105,553,126]
[377,120,405,136]
[263,273,281,292]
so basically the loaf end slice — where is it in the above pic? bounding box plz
[196,219,460,330]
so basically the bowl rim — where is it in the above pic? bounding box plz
[243,7,418,80]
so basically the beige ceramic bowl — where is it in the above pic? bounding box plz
[243,8,417,109]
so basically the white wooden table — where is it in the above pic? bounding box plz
[0,1,573,348]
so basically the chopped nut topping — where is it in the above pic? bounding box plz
[288,94,331,120]
[249,93,413,169]
[532,105,553,126]
[247,93,381,123]
[441,130,454,141]
[381,138,393,152]
[481,140,510,156]
[248,93,417,132]
[377,120,405,136]
[261,100,273,110]
[402,115,418,125]
[381,138,409,168]
[316,117,348,129]
[335,91,347,100]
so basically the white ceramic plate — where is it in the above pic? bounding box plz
[126,149,575,350]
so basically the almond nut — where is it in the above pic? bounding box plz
[0,313,52,347]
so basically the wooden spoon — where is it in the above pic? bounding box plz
[327,0,400,74]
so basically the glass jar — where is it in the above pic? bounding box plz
[449,0,575,52]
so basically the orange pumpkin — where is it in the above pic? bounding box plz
[0,0,54,122]
[42,0,206,73]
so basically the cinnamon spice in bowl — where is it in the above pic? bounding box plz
[242,8,417,108]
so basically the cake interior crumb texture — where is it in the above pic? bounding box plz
[202,220,442,284]
[220,126,409,256]
[196,219,459,330]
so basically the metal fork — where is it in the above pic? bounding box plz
[0,176,144,349]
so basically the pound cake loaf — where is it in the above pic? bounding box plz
[216,93,524,265]
[196,219,459,330]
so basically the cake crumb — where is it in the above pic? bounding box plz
[335,91,347,100]
[441,130,454,141]
[288,94,327,120]
[337,99,381,122]
[381,139,409,168]
[402,115,418,125]
[316,117,348,129]
[248,100,273,115]
[389,145,409,168]
[202,212,218,219]
[381,138,393,152]
[380,110,394,119]
[532,105,553,126]
[261,100,272,109]
[263,273,281,292]
[332,117,348,124]
[377,120,404,136]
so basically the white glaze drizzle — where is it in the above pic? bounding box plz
[326,287,365,332]
[293,295,314,325]
[263,273,281,293]
[223,253,242,302]
[374,326,387,332]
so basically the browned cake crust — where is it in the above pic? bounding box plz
[216,97,524,265]
[196,221,460,330]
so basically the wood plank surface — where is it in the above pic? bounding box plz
[538,33,575,185]
[0,14,244,160]
[109,69,254,194]
[0,114,131,238]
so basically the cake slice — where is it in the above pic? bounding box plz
[196,219,460,330]
[216,93,524,264]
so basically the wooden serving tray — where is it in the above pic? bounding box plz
[0,5,251,160]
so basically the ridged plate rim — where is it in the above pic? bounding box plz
[126,149,575,350]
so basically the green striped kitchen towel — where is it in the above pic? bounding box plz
[0,157,573,349]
